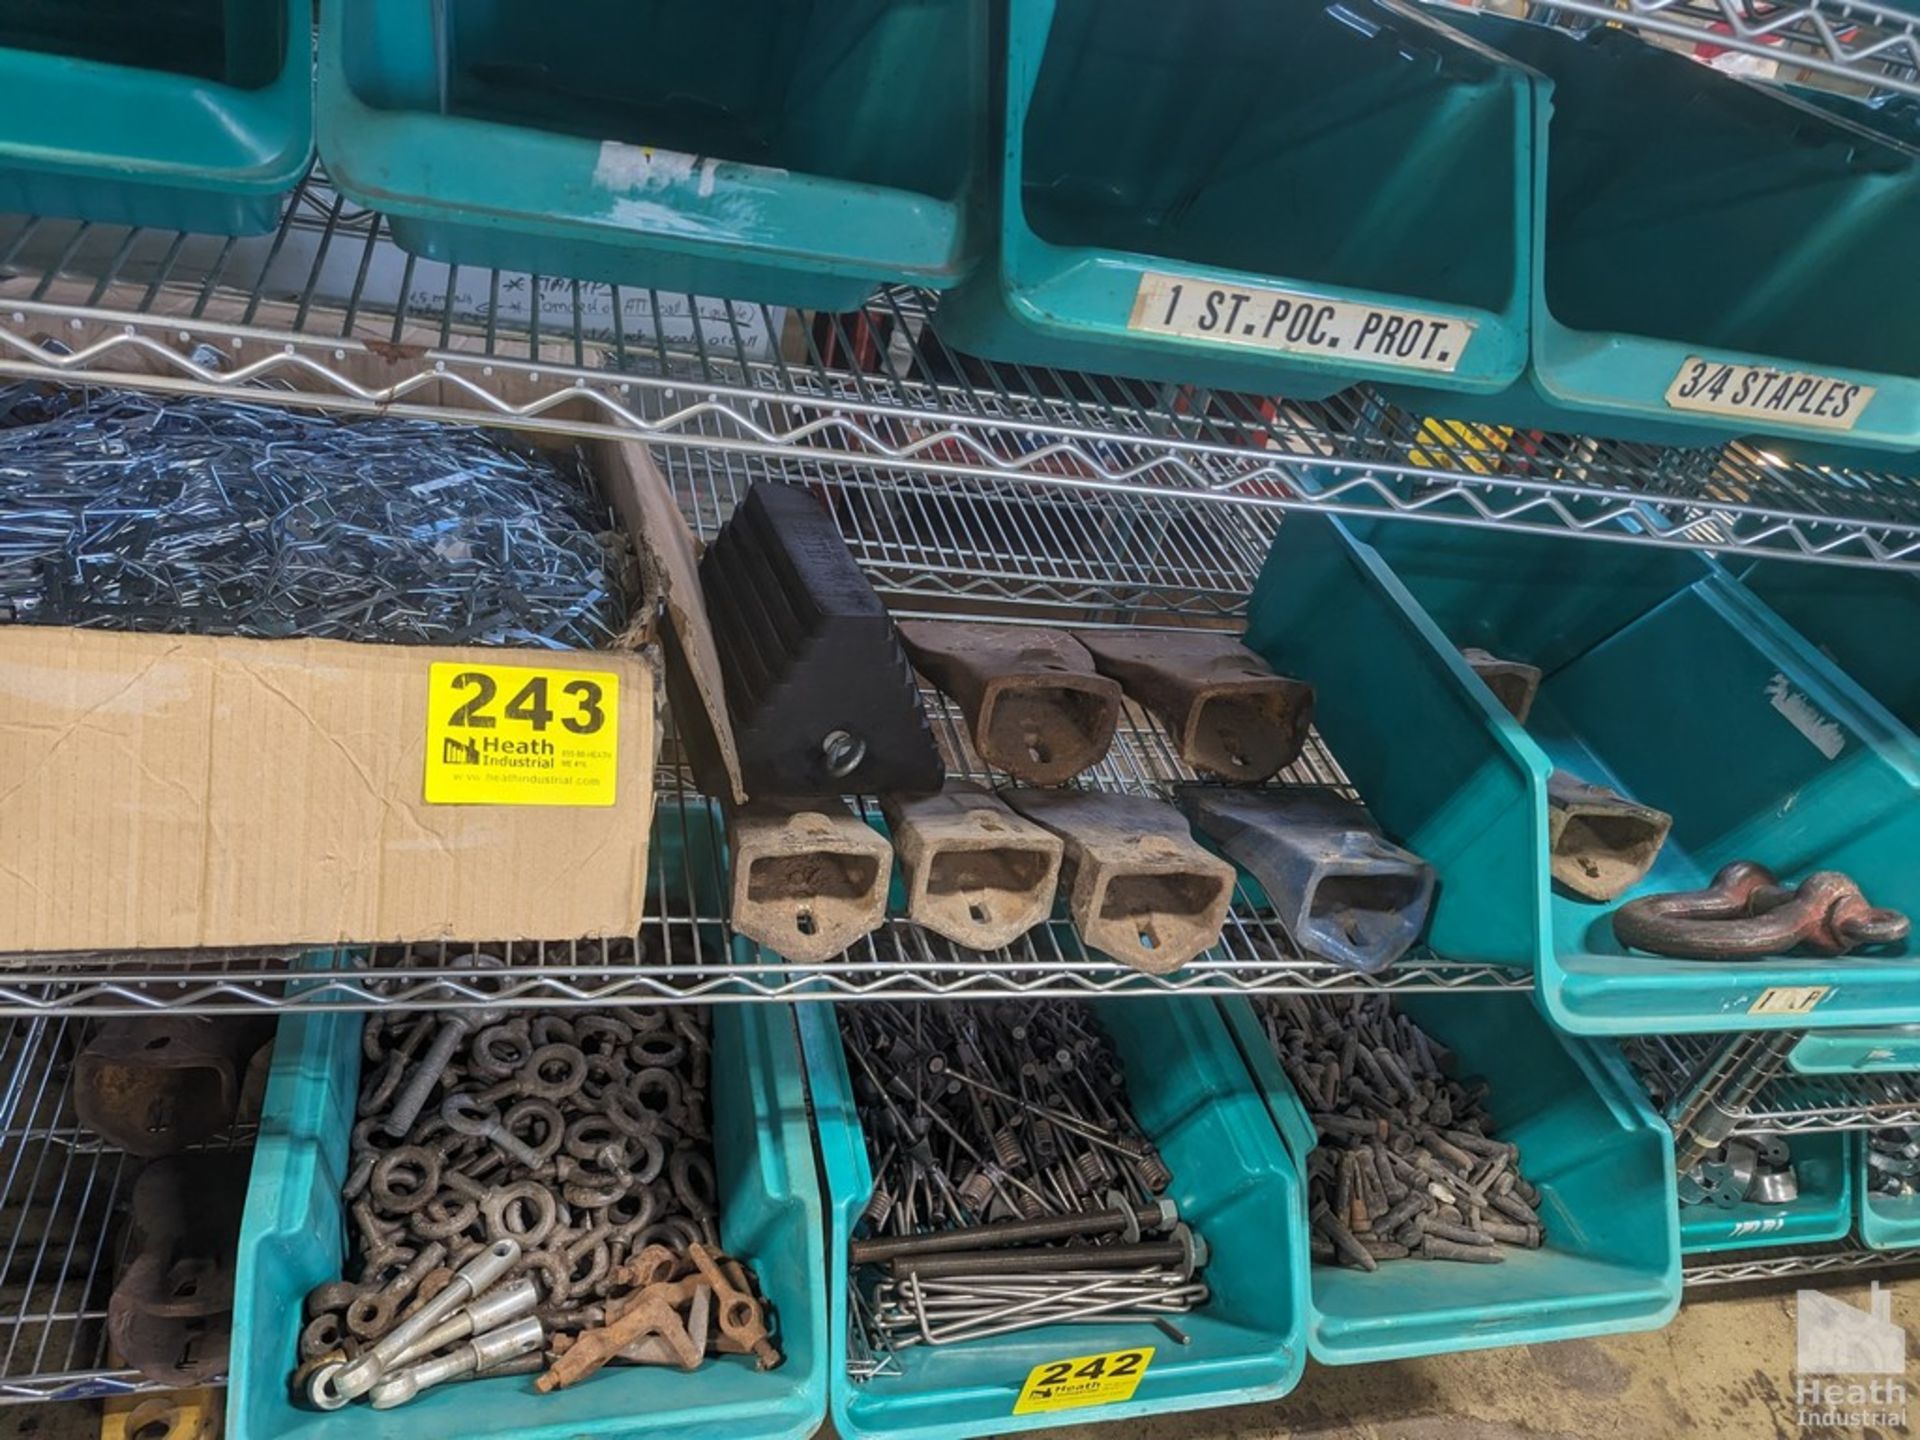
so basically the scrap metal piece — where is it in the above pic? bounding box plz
[107,1152,252,1387]
[1075,630,1314,782]
[369,1316,546,1409]
[1613,860,1910,961]
[537,1286,703,1389]
[1007,791,1234,974]
[74,1017,274,1158]
[881,783,1063,950]
[687,1242,780,1369]
[897,621,1121,783]
[1546,771,1673,903]
[1181,787,1434,975]
[1665,1030,1804,1174]
[1460,647,1541,725]
[1696,1141,1759,1209]
[700,482,942,797]
[728,800,893,962]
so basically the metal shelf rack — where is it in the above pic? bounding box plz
[0,688,1529,1016]
[1526,0,1920,98]
[0,1015,245,1403]
[4,176,1920,575]
[1626,1034,1920,1134]
[1684,1236,1920,1287]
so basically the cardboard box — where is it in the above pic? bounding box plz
[0,437,666,952]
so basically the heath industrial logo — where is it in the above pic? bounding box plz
[1796,1282,1909,1432]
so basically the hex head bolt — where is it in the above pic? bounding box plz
[319,1237,521,1405]
[368,1316,547,1409]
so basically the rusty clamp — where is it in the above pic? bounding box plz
[1612,860,1910,961]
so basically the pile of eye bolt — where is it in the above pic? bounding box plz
[294,1002,780,1411]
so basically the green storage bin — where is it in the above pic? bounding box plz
[1389,15,1920,451]
[1858,1141,1920,1251]
[1792,1027,1920,1073]
[1305,515,1920,1034]
[932,0,1537,398]
[0,0,309,233]
[1679,1132,1854,1254]
[317,0,986,309]
[229,999,828,1440]
[797,995,1309,1440]
[1219,993,1680,1363]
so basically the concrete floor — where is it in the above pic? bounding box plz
[0,1277,1910,1440]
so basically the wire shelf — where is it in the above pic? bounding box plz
[0,1016,250,1403]
[1526,0,1920,97]
[0,678,1529,1016]
[4,176,1920,574]
[1684,1237,1920,1287]
[1625,1034,1920,1134]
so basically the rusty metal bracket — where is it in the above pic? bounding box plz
[1008,790,1234,974]
[881,783,1063,951]
[1613,860,1910,960]
[107,1152,252,1387]
[75,1017,274,1157]
[1075,630,1313,782]
[898,622,1121,784]
[1546,771,1672,903]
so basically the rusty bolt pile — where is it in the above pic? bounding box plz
[839,1001,1207,1373]
[1249,996,1545,1268]
[1867,1125,1920,1200]
[293,1002,779,1410]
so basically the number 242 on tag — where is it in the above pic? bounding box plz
[1012,1348,1153,1414]
[423,661,621,807]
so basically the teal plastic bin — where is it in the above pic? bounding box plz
[1389,16,1920,451]
[797,996,1309,1440]
[229,1002,828,1440]
[317,0,986,309]
[1302,515,1920,1035]
[0,0,309,233]
[1792,1028,1920,1074]
[1219,993,1679,1363]
[932,0,1538,398]
[1858,1143,1920,1251]
[1679,1132,1854,1254]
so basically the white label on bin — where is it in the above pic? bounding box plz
[1766,674,1846,761]
[1664,357,1875,430]
[1128,272,1474,374]
[1749,985,1831,1016]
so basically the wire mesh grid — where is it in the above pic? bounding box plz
[0,1015,251,1402]
[1623,1033,1920,1134]
[4,176,1920,569]
[1684,1236,1920,1286]
[0,674,1527,1015]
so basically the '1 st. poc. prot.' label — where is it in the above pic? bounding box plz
[1129,272,1472,374]
[1665,357,1874,431]
[423,661,620,806]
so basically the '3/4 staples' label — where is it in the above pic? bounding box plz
[1665,357,1874,430]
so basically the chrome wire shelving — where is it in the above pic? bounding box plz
[5,176,1920,572]
[1684,1237,1920,1287]
[0,682,1529,1017]
[0,1016,247,1403]
[1626,1034,1920,1134]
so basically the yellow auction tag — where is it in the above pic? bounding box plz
[1011,1347,1153,1415]
[423,661,620,807]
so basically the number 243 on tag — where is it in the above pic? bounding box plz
[1013,1348,1153,1415]
[423,661,621,807]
